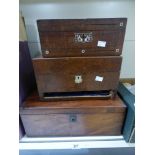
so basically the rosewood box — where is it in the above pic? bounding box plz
[33,18,127,100]
[37,18,127,57]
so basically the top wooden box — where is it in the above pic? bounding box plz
[37,18,127,57]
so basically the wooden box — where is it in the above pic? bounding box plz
[20,92,126,137]
[37,18,127,57]
[32,56,122,99]
[33,18,126,99]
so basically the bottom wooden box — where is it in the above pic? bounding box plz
[20,92,126,137]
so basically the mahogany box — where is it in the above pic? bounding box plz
[20,92,126,137]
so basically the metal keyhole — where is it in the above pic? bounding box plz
[69,115,77,122]
[75,75,82,84]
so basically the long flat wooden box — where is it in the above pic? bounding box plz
[20,92,126,137]
[37,18,127,57]
[32,56,122,98]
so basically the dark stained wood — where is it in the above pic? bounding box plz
[33,18,126,99]
[37,18,127,31]
[20,113,125,137]
[32,56,122,99]
[20,93,126,137]
[37,18,127,57]
[40,31,118,49]
[20,18,127,137]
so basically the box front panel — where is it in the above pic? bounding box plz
[37,18,127,57]
[20,112,125,137]
[40,30,120,57]
[33,57,122,95]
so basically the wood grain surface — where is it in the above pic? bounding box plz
[20,93,126,137]
[37,18,127,57]
[32,56,122,98]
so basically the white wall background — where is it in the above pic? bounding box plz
[19,0,135,78]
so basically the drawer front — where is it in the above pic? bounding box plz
[37,18,127,57]
[33,57,122,94]
[20,112,125,137]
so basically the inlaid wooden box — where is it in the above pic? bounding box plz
[33,18,127,100]
[20,92,126,137]
[37,18,127,57]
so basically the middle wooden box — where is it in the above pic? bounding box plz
[33,56,122,99]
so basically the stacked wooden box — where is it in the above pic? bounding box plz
[20,18,127,137]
